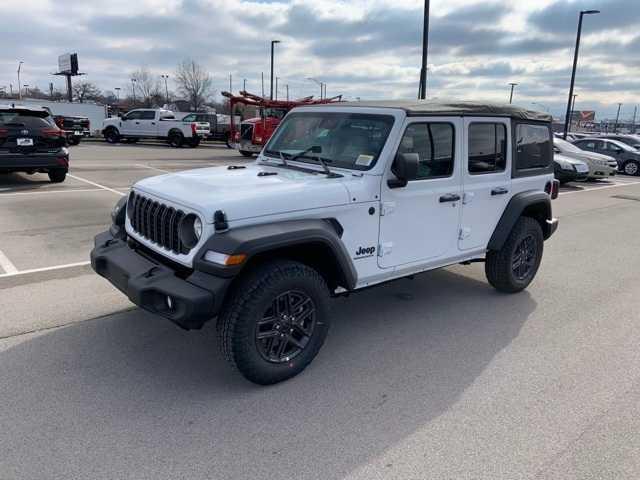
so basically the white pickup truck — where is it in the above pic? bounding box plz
[102,109,209,148]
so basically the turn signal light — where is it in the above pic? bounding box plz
[0,128,8,137]
[191,123,197,135]
[204,250,247,266]
[42,127,64,138]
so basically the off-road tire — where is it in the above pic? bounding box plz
[48,169,67,183]
[485,216,544,293]
[104,128,120,144]
[217,260,331,385]
[623,160,640,176]
[168,132,184,148]
[239,150,254,158]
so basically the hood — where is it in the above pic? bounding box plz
[554,153,586,167]
[133,163,354,223]
[562,149,615,163]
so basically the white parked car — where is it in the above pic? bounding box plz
[92,100,559,385]
[553,137,617,180]
[102,108,209,148]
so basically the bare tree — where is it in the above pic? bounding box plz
[175,59,213,111]
[130,68,162,107]
[73,81,101,103]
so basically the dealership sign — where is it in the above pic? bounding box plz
[58,53,79,75]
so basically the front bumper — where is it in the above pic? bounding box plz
[236,141,262,153]
[90,230,230,329]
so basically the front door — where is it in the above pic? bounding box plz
[120,110,142,136]
[378,118,462,268]
[459,118,512,250]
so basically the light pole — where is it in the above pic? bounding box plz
[270,40,281,100]
[131,78,137,104]
[261,72,264,97]
[243,78,247,92]
[568,93,578,132]
[418,0,430,99]
[563,9,600,139]
[632,105,637,134]
[307,77,323,99]
[508,83,518,104]
[17,61,24,100]
[613,103,622,133]
[23,84,29,97]
[275,77,279,100]
[286,84,289,101]
[160,75,169,104]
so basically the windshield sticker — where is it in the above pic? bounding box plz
[355,154,374,166]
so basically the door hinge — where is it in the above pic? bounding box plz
[463,192,474,205]
[459,227,471,240]
[378,242,393,257]
[380,201,395,216]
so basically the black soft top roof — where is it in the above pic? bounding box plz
[313,99,552,122]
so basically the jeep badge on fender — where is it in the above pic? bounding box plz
[91,100,558,385]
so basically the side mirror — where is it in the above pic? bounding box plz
[388,153,419,188]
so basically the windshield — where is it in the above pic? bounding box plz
[554,137,584,154]
[264,112,395,170]
[0,110,53,128]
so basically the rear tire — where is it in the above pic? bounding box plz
[188,138,200,148]
[239,150,254,157]
[168,132,184,148]
[485,216,544,293]
[217,260,331,385]
[68,136,80,146]
[104,128,120,144]
[48,169,67,183]
[623,160,640,176]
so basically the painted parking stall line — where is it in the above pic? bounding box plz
[67,174,125,196]
[0,260,91,279]
[0,188,104,197]
[0,250,18,275]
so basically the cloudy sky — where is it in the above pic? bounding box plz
[1,0,638,120]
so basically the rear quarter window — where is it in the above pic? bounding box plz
[515,123,552,171]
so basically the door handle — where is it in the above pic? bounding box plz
[135,121,140,124]
[151,122,156,125]
[491,187,509,195]
[439,193,461,203]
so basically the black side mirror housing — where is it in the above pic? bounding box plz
[388,153,419,188]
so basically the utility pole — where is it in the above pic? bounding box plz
[568,93,578,132]
[17,61,23,100]
[270,40,281,100]
[131,78,137,104]
[275,77,279,100]
[229,74,233,93]
[563,9,600,139]
[614,103,622,133]
[632,105,637,134]
[418,0,430,99]
[261,72,264,97]
[509,83,518,104]
[243,78,246,92]
[286,84,289,101]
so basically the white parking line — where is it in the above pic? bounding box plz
[135,163,170,173]
[0,260,91,279]
[67,174,125,196]
[559,180,640,196]
[0,250,18,275]
[0,188,104,197]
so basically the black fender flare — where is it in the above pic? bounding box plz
[488,191,552,251]
[193,219,357,290]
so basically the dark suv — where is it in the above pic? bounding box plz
[0,105,69,182]
[53,114,90,145]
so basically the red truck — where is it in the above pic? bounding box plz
[222,91,342,157]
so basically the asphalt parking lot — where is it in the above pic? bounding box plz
[2,142,640,479]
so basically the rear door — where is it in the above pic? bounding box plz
[459,117,511,251]
[137,110,158,136]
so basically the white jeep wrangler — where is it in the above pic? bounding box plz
[91,100,559,385]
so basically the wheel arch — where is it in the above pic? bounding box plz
[193,219,357,291]
[168,128,184,137]
[488,191,553,251]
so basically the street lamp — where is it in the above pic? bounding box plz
[270,40,281,100]
[508,83,518,104]
[131,78,137,104]
[568,93,578,132]
[563,9,600,139]
[17,61,24,100]
[160,74,170,105]
[418,0,430,99]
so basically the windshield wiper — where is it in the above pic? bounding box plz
[291,145,336,177]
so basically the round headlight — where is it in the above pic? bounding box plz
[193,216,203,240]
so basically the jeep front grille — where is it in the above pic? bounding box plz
[127,192,190,255]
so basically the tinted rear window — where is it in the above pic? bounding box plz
[0,111,53,129]
[515,124,551,170]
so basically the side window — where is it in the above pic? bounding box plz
[468,123,507,174]
[397,123,455,179]
[125,111,142,120]
[139,111,156,120]
[515,124,551,170]
[182,114,195,122]
[606,142,620,152]
[580,141,596,150]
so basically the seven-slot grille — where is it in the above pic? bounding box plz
[127,192,190,255]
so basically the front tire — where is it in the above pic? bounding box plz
[217,260,331,385]
[485,216,544,293]
[623,160,640,176]
[48,169,67,183]
[104,128,120,144]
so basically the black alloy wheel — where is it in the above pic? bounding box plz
[255,290,317,363]
[511,234,537,282]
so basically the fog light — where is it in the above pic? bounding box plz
[166,296,174,310]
